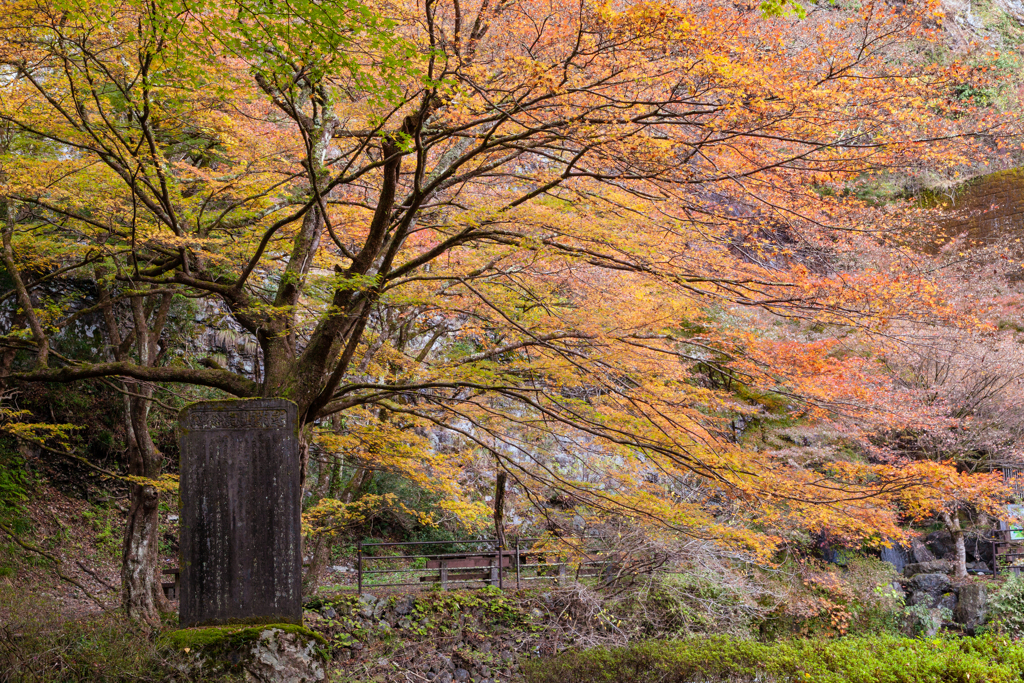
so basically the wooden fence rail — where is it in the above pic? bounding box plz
[356,537,616,593]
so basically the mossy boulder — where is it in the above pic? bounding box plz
[161,624,327,682]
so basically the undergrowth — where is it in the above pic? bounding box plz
[0,586,197,683]
[522,633,1024,683]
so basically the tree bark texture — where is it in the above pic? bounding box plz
[121,482,164,626]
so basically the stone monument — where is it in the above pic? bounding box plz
[178,398,302,627]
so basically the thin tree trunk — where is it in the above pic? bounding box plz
[942,511,968,579]
[494,471,507,550]
[302,455,343,595]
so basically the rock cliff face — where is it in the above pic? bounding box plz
[932,168,1024,251]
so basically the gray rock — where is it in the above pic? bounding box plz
[880,540,912,574]
[373,599,388,620]
[955,584,988,632]
[321,606,337,620]
[936,592,957,612]
[925,530,955,560]
[398,617,413,629]
[377,620,392,633]
[909,572,952,597]
[395,595,416,616]
[454,669,470,681]
[480,664,491,676]
[964,532,995,564]
[358,594,377,618]
[244,628,326,683]
[911,539,937,564]
[904,560,952,577]
[436,673,453,683]
[908,591,932,607]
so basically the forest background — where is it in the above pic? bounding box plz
[4,0,1024,679]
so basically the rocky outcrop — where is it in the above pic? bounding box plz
[954,584,988,634]
[905,573,958,612]
[904,561,953,578]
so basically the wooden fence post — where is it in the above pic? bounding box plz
[515,538,521,590]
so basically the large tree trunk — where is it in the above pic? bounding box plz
[942,511,968,579]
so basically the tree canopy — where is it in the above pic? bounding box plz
[0,0,1017,621]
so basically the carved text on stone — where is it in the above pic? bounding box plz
[186,409,288,430]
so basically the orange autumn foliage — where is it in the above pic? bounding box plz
[0,0,1016,567]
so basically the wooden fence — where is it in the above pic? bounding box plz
[356,537,616,593]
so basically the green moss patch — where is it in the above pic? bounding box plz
[161,623,326,654]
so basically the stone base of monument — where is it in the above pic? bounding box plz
[162,624,327,682]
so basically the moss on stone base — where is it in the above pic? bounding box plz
[161,623,326,654]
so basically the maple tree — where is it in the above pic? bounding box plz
[0,0,1014,623]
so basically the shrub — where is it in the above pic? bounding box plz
[989,572,1024,638]
[522,634,1024,683]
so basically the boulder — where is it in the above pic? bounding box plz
[908,572,952,596]
[924,530,955,559]
[921,608,943,637]
[163,625,327,683]
[964,532,995,565]
[246,628,326,683]
[880,540,913,574]
[911,539,937,564]
[904,560,953,577]
[954,584,988,633]
[906,573,956,608]
[936,592,958,613]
